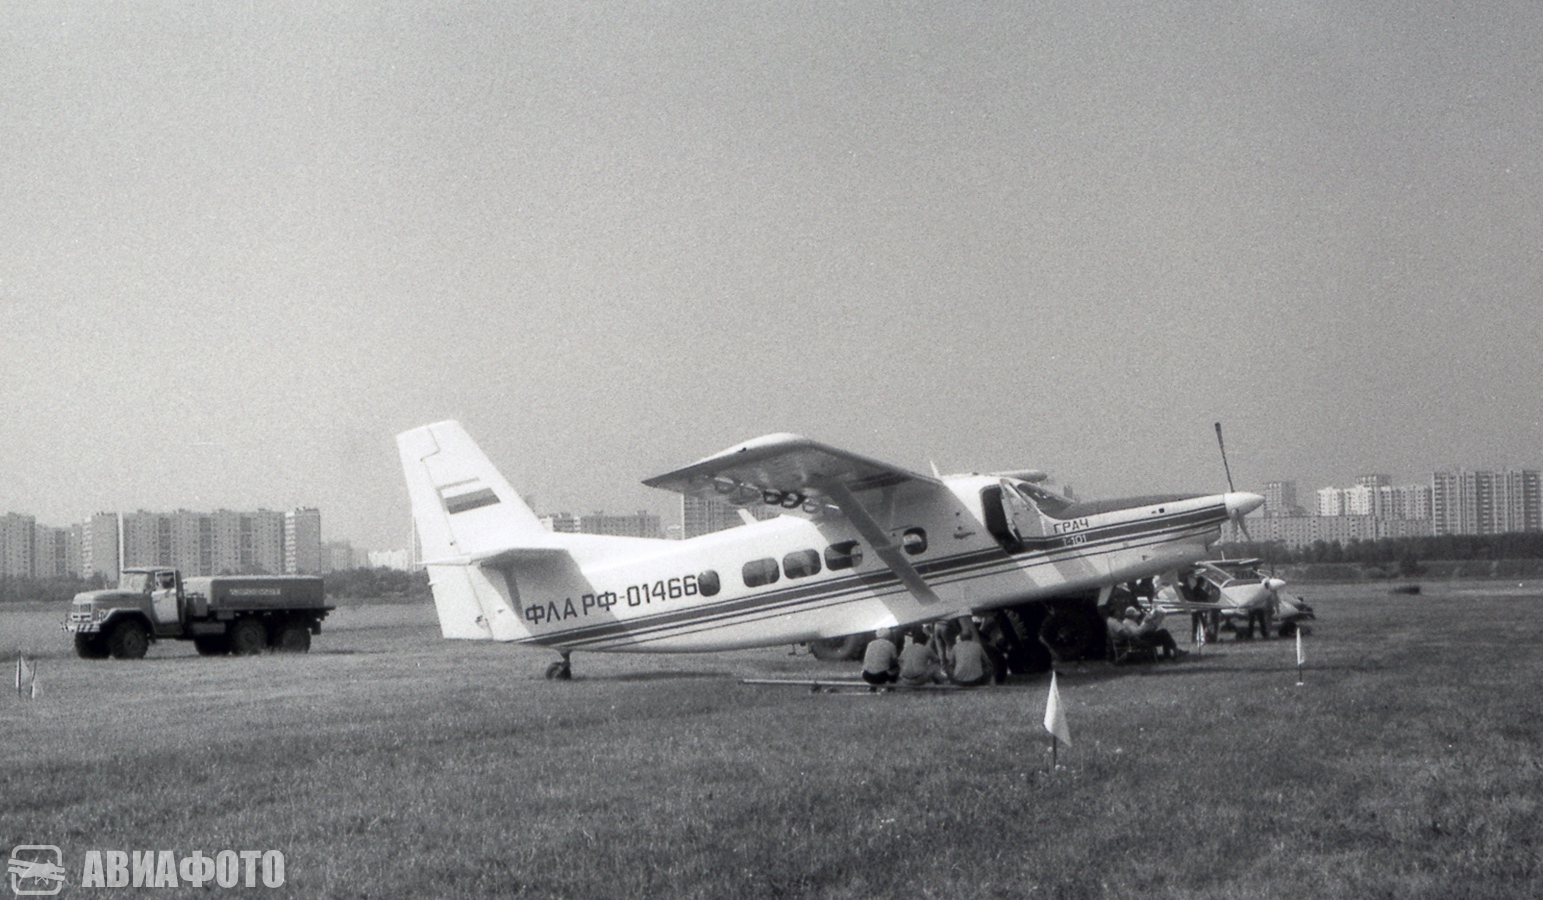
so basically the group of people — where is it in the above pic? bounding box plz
[860,622,994,689]
[1104,601,1187,660]
[858,590,1188,689]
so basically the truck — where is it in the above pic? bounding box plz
[66,567,332,660]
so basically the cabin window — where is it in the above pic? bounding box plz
[902,527,928,555]
[741,558,780,588]
[782,549,821,579]
[697,570,721,597]
[824,541,863,570]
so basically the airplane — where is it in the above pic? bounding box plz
[1151,559,1314,641]
[397,421,1264,679]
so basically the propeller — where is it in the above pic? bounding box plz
[1215,422,1255,545]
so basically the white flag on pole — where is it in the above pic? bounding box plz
[1043,671,1071,747]
[16,656,37,699]
[1295,628,1305,667]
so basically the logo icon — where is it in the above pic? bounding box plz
[8,846,65,896]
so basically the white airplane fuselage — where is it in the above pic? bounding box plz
[421,468,1250,654]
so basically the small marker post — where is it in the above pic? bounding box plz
[1043,670,1071,770]
[1295,628,1305,686]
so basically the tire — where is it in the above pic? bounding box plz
[809,635,866,662]
[194,635,230,656]
[274,622,311,653]
[74,632,111,660]
[545,660,572,680]
[229,618,267,656]
[107,620,150,660]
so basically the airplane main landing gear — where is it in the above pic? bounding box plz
[544,652,572,681]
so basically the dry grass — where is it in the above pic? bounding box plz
[4,582,1542,898]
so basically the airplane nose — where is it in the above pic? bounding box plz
[1224,492,1265,518]
[1263,577,1287,591]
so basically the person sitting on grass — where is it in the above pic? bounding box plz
[949,626,992,687]
[898,629,946,686]
[861,629,900,687]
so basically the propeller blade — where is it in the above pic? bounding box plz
[1216,423,1257,544]
[1214,422,1236,493]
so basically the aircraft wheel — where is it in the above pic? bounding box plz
[194,635,230,656]
[809,635,867,662]
[230,618,267,656]
[107,620,150,660]
[1278,621,1297,638]
[544,660,572,680]
[74,633,111,659]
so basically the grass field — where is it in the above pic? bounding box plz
[4,583,1541,898]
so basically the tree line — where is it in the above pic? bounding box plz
[1221,532,1543,574]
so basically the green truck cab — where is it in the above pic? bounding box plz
[66,567,332,659]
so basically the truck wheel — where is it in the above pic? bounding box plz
[230,619,267,656]
[107,621,150,660]
[74,633,111,659]
[194,636,230,656]
[274,623,311,653]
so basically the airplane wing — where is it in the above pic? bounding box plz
[644,434,948,605]
[643,432,941,509]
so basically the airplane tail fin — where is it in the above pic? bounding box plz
[397,421,556,642]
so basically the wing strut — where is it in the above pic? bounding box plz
[817,478,942,607]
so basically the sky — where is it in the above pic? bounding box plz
[3,2,1540,550]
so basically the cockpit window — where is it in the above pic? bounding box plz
[1013,482,1073,516]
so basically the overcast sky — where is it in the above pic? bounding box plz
[3,2,1539,549]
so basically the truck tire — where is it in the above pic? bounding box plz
[107,620,150,660]
[230,618,267,656]
[74,633,111,659]
[274,622,311,653]
[194,635,230,656]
